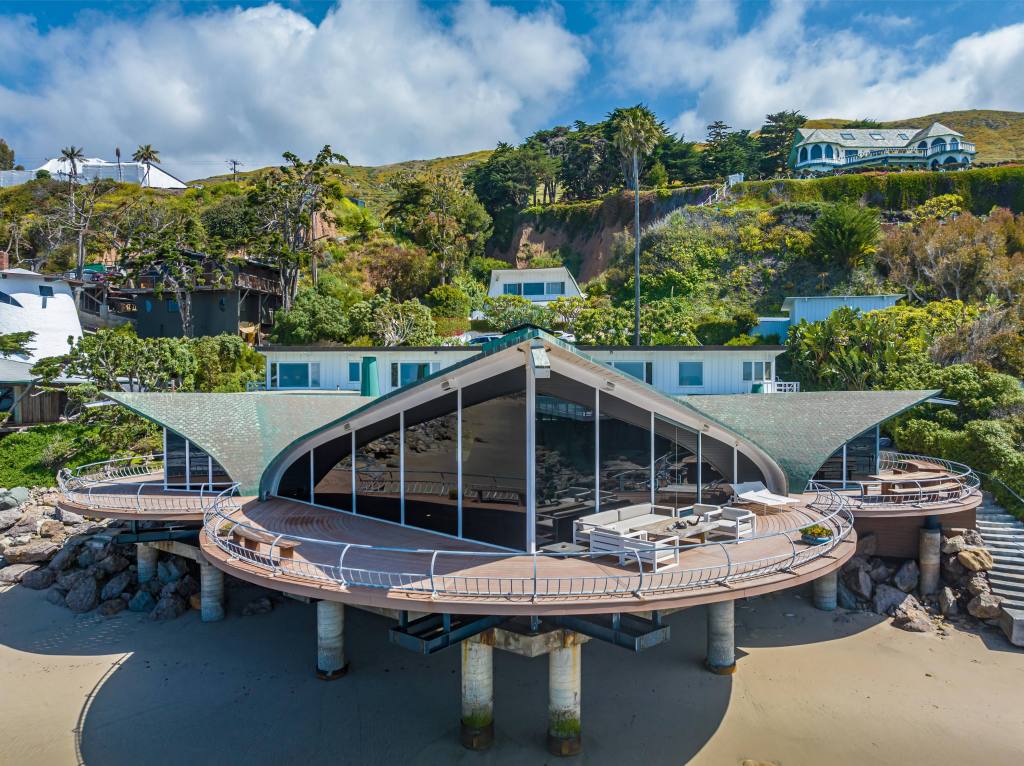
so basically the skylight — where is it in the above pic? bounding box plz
[897,132,909,140]
[869,132,884,140]
[840,132,855,140]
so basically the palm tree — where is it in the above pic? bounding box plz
[132,144,159,185]
[60,145,85,181]
[611,105,663,345]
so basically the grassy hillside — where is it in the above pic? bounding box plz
[805,109,1024,164]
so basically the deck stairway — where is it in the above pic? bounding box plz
[975,495,1024,647]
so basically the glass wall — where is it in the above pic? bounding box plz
[598,394,651,511]
[165,431,187,488]
[278,451,311,502]
[461,368,527,549]
[313,434,354,510]
[189,443,213,488]
[535,374,596,545]
[653,416,700,510]
[403,393,459,536]
[353,414,402,523]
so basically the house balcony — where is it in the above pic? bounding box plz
[57,455,242,521]
[199,484,855,615]
[807,451,981,519]
[795,141,976,170]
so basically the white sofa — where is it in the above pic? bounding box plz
[572,504,673,544]
[589,528,680,572]
[702,506,756,540]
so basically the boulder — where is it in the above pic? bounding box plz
[957,548,994,573]
[868,560,892,584]
[157,558,188,584]
[98,598,127,617]
[873,583,912,616]
[56,569,90,591]
[938,587,958,617]
[97,553,130,575]
[965,573,991,597]
[242,596,274,616]
[843,554,870,572]
[175,574,199,599]
[0,508,21,532]
[845,567,874,600]
[57,508,85,525]
[836,580,859,610]
[8,487,30,505]
[65,577,99,613]
[0,563,38,584]
[76,548,96,568]
[962,529,985,548]
[128,590,156,612]
[967,592,1003,620]
[100,571,133,601]
[941,535,967,555]
[0,493,18,510]
[21,567,56,590]
[893,560,920,593]
[48,540,85,572]
[942,554,967,580]
[855,533,877,558]
[150,594,187,621]
[45,588,67,606]
[4,541,60,564]
[37,519,66,542]
[893,596,934,633]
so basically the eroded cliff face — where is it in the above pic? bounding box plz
[488,184,718,282]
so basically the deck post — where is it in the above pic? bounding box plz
[315,600,348,680]
[547,630,583,756]
[696,432,703,504]
[136,543,158,583]
[919,525,941,596]
[812,572,838,611]
[460,631,495,750]
[705,600,736,674]
[199,560,225,622]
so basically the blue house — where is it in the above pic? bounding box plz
[751,294,903,340]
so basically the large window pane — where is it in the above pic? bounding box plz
[404,393,458,536]
[598,394,651,511]
[313,435,354,510]
[278,362,310,388]
[278,451,311,502]
[189,443,212,489]
[210,457,232,487]
[165,431,187,488]
[536,374,596,545]
[678,362,703,387]
[354,414,402,523]
[653,416,699,511]
[611,361,652,384]
[461,368,527,549]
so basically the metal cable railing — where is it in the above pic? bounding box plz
[202,483,853,602]
[58,454,240,515]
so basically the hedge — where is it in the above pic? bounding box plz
[734,166,1024,213]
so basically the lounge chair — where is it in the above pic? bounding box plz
[725,481,798,513]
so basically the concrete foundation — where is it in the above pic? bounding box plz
[316,601,348,680]
[813,572,838,611]
[460,631,495,750]
[547,631,583,756]
[705,600,736,675]
[135,543,158,584]
[919,527,941,596]
[199,562,225,623]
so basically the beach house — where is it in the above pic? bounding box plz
[751,294,903,340]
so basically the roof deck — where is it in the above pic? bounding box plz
[57,455,242,521]
[199,490,856,616]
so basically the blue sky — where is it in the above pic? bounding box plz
[2,0,1024,179]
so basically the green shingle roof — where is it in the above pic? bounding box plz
[107,392,374,495]
[679,389,938,492]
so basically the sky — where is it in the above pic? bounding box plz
[3,0,1024,180]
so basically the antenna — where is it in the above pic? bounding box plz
[226,159,244,181]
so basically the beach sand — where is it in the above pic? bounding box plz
[0,580,1021,766]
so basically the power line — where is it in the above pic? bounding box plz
[226,158,244,181]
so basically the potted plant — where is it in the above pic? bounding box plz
[800,524,833,545]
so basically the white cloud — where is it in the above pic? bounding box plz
[604,0,1024,141]
[0,0,588,179]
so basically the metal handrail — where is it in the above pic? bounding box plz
[58,454,240,514]
[201,485,854,602]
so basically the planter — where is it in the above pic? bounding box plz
[801,533,832,545]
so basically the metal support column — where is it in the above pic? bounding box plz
[697,432,703,504]
[594,389,600,514]
[650,410,656,505]
[842,443,848,490]
[457,386,463,538]
[351,430,357,514]
[526,361,536,553]
[399,410,405,525]
[460,632,495,750]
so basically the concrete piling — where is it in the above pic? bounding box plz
[316,601,348,680]
[813,571,838,611]
[919,526,941,596]
[460,631,495,750]
[705,600,736,675]
[135,543,158,584]
[547,631,583,756]
[199,561,225,622]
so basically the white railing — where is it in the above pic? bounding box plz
[202,486,854,602]
[58,454,241,515]
[796,141,976,168]
[767,380,800,393]
[811,450,980,512]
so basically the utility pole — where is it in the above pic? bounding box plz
[226,159,243,182]
[115,147,122,183]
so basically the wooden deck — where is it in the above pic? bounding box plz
[58,472,242,522]
[200,497,856,616]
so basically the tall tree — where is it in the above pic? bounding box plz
[758,110,806,176]
[611,104,662,345]
[0,138,14,171]
[249,145,348,308]
[60,145,85,180]
[132,144,160,185]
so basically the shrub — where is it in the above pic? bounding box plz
[810,203,880,268]
[0,423,112,487]
[426,284,471,318]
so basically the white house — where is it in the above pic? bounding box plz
[752,294,903,340]
[260,342,791,397]
[789,122,975,174]
[0,157,187,190]
[0,269,83,362]
[487,267,582,306]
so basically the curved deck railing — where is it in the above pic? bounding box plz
[812,451,980,512]
[202,484,853,602]
[58,454,240,515]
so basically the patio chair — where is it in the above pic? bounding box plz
[703,506,756,541]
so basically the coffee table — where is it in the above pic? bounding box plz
[634,517,720,544]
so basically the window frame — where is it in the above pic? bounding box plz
[502,283,522,296]
[742,360,773,382]
[611,360,653,384]
[522,282,545,297]
[348,362,361,383]
[270,361,315,389]
[544,281,565,295]
[677,361,704,388]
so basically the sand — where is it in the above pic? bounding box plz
[1,580,1021,766]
